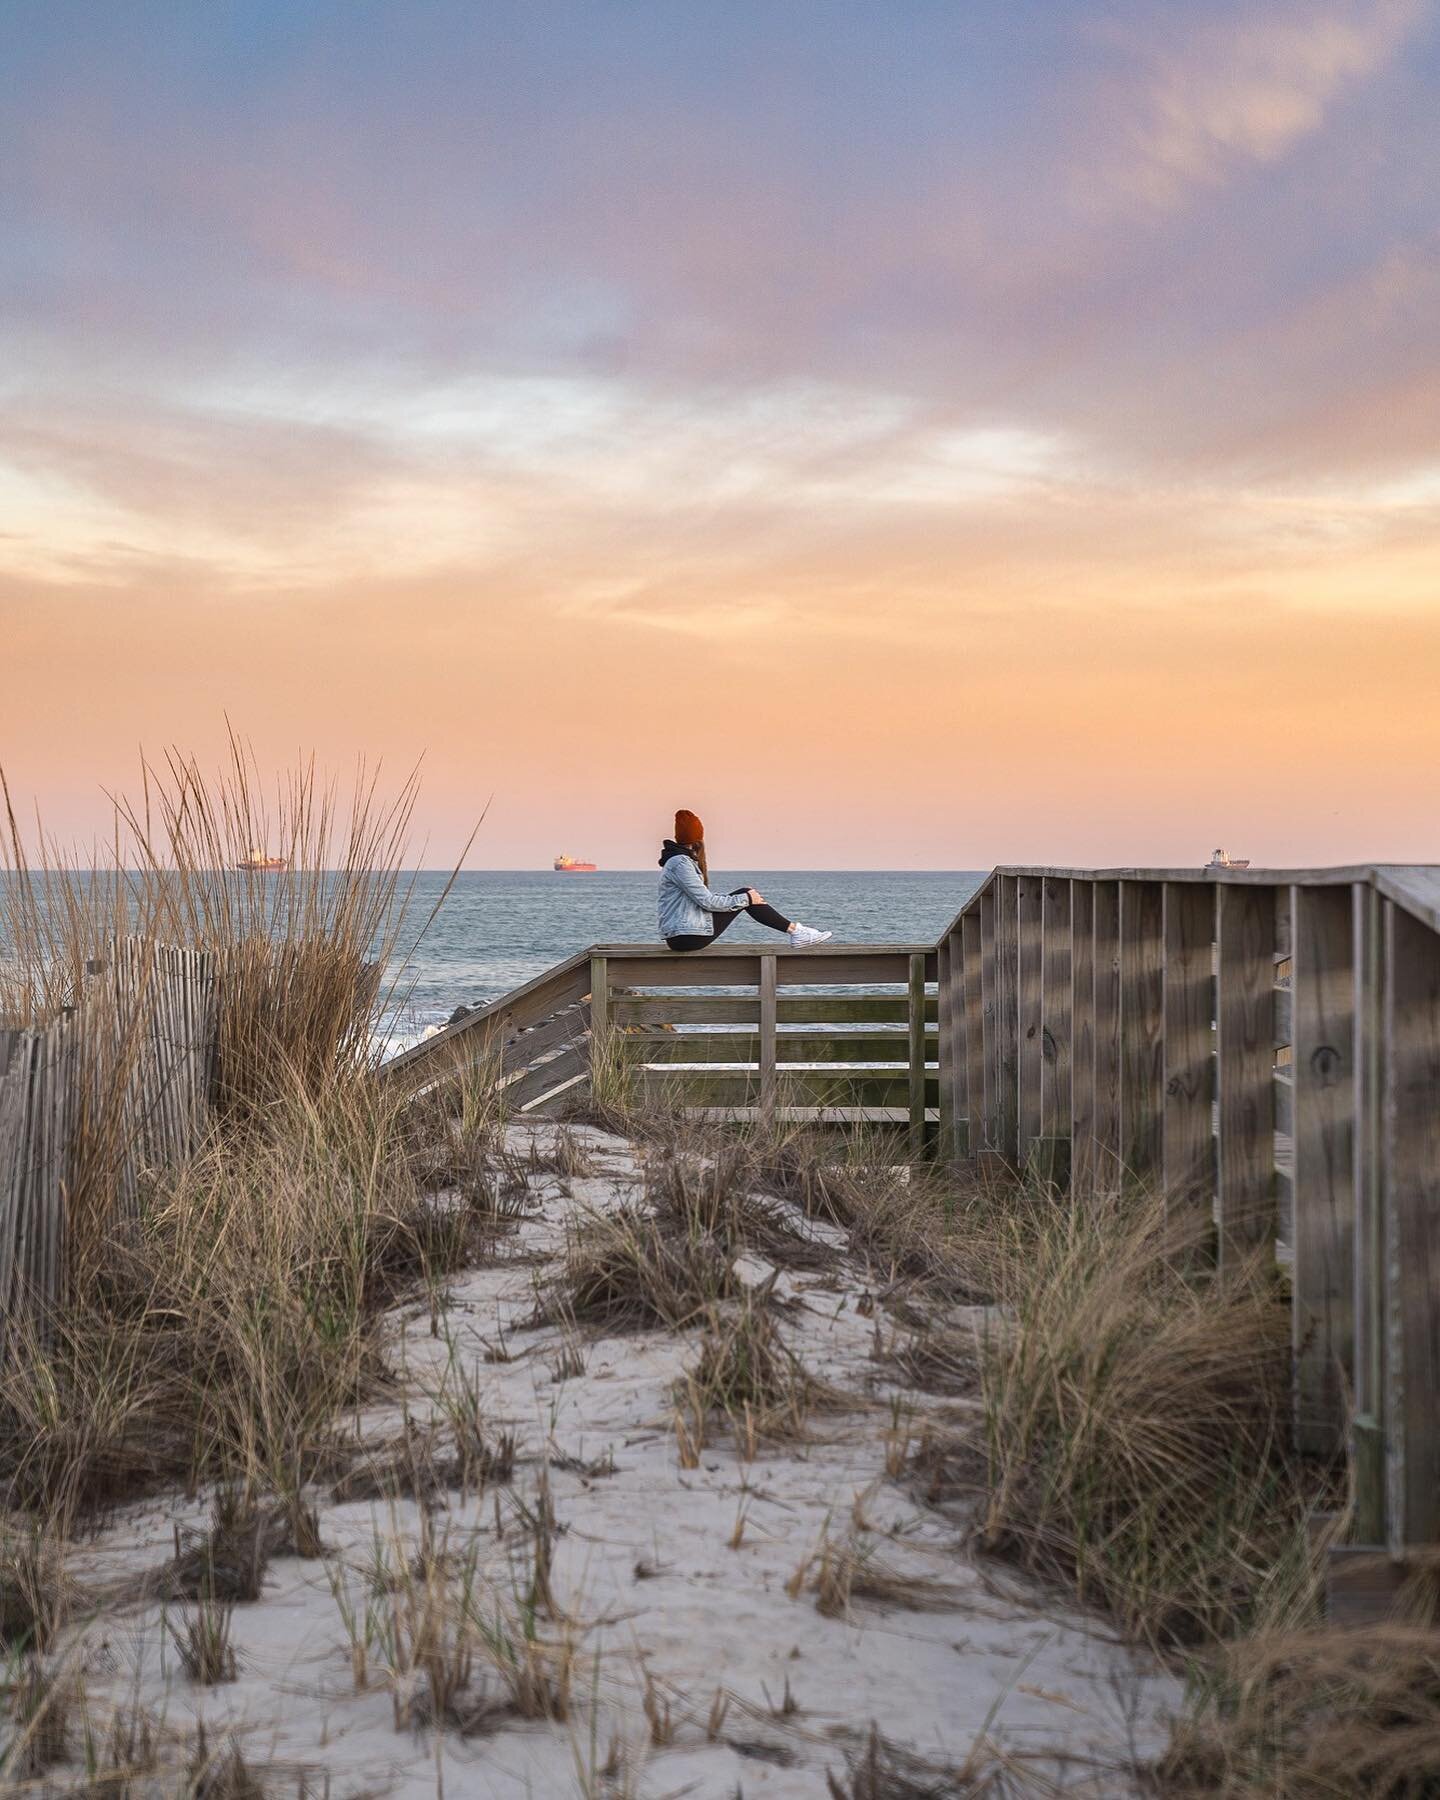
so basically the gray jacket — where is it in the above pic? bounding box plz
[657,849,748,940]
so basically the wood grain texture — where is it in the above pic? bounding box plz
[962,911,984,1162]
[1217,884,1278,1269]
[1381,900,1440,1548]
[979,889,997,1153]
[995,876,1020,1164]
[1069,880,1096,1191]
[1291,884,1356,1456]
[1092,881,1122,1183]
[909,953,929,1155]
[1017,877,1044,1162]
[1351,881,1386,1544]
[1162,881,1216,1226]
[759,954,778,1118]
[1119,880,1165,1183]
[1040,877,1072,1149]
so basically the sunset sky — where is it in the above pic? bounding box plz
[3,0,1438,869]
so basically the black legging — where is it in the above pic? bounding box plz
[666,895,793,953]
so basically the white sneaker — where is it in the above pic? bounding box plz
[787,923,832,947]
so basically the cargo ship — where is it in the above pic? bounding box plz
[553,853,597,873]
[1207,847,1250,869]
[237,848,288,872]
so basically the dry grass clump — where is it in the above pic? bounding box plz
[158,1489,285,1605]
[1159,1625,1440,1797]
[647,1142,831,1271]
[800,1529,967,1622]
[826,1722,1038,1798]
[0,1520,68,1653]
[977,1185,1309,1650]
[878,1323,981,1396]
[0,1062,476,1525]
[674,1297,836,1463]
[338,1509,575,1737]
[534,1203,740,1333]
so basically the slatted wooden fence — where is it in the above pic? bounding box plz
[0,939,218,1332]
[933,864,1440,1592]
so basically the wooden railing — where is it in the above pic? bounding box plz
[386,861,1440,1590]
[589,943,937,1149]
[382,942,939,1143]
[933,864,1440,1589]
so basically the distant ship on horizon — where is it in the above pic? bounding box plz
[1206,847,1250,870]
[236,847,288,872]
[553,853,597,873]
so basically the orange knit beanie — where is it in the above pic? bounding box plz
[674,809,704,846]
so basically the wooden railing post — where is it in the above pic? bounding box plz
[962,910,984,1163]
[1291,884,1356,1457]
[908,952,928,1157]
[1119,880,1164,1183]
[1162,881,1216,1232]
[1037,877,1072,1186]
[758,953,777,1121]
[589,954,610,1054]
[1216,884,1277,1271]
[1380,899,1440,1550]
[1093,880,1122,1183]
[1017,875,1044,1168]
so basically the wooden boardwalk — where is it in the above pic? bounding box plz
[390,861,1440,1599]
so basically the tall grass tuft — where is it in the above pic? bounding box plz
[976,1183,1313,1650]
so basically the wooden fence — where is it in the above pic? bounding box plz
[933,864,1440,1591]
[390,859,1440,1590]
[0,940,218,1330]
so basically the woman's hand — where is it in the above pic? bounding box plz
[746,887,766,904]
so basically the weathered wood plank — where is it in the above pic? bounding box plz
[759,954,777,1119]
[995,875,1019,1164]
[503,1042,592,1113]
[1119,880,1164,1183]
[1162,881,1215,1228]
[641,1069,938,1109]
[610,994,934,1027]
[589,955,610,1048]
[1291,884,1357,1457]
[936,934,955,1154]
[1017,876,1043,1164]
[597,949,931,988]
[979,889,997,1153]
[1039,876,1072,1183]
[1217,884,1278,1269]
[382,953,590,1076]
[1069,880,1096,1191]
[1092,881,1122,1183]
[1351,881,1386,1545]
[962,910,984,1163]
[1381,900,1440,1550]
[638,1031,935,1064]
[908,953,928,1155]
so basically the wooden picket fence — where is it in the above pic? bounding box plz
[0,940,218,1331]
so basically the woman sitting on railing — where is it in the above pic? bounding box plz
[658,810,832,953]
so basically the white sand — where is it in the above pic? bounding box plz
[56,1121,1180,1797]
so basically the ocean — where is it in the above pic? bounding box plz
[383,869,986,1054]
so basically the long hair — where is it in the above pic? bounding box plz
[688,839,709,885]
